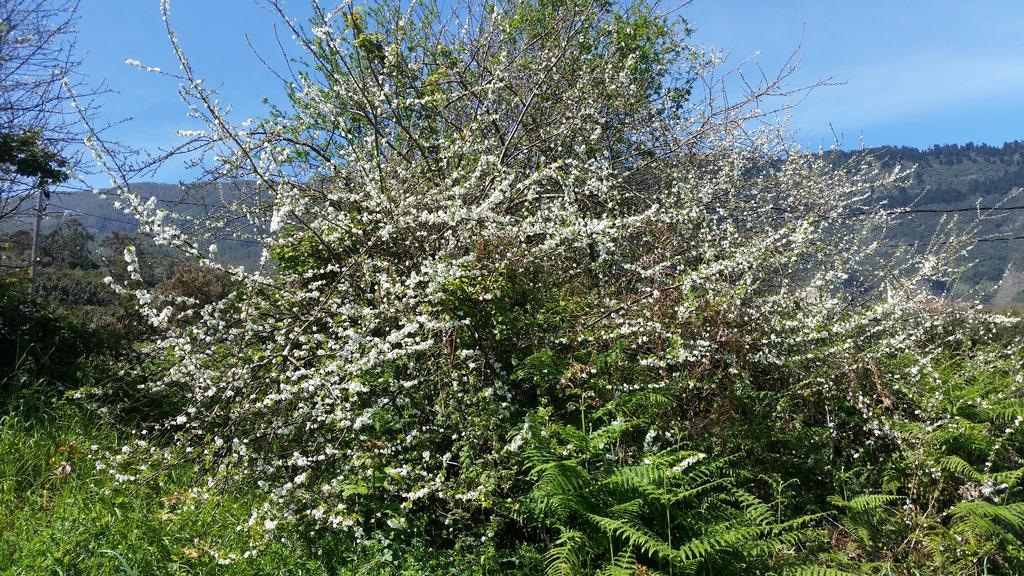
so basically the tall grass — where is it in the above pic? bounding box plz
[0,388,328,575]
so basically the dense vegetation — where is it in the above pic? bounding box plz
[3,0,1024,575]
[831,141,1024,305]
[8,140,1024,307]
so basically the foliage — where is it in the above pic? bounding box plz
[0,129,69,185]
[0,276,119,390]
[76,0,1024,574]
[43,218,97,270]
[521,400,819,575]
[0,389,330,575]
[156,262,233,308]
[809,350,1024,575]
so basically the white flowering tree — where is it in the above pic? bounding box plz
[89,0,1024,572]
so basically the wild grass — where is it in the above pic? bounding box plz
[0,388,328,575]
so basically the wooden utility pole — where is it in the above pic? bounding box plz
[28,181,46,298]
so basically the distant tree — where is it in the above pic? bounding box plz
[42,217,95,269]
[0,130,69,185]
[0,228,31,267]
[157,263,231,307]
[0,0,96,224]
[99,231,175,286]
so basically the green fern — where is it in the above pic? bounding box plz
[523,402,817,575]
[544,528,589,576]
[827,494,901,513]
[787,567,861,576]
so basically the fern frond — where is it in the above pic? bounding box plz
[938,456,984,482]
[605,463,670,494]
[545,528,589,576]
[595,550,639,576]
[787,566,862,576]
[588,420,641,451]
[978,403,1024,424]
[828,493,900,513]
[734,489,774,526]
[586,513,676,561]
[670,525,761,564]
[596,390,674,421]
[951,500,1024,532]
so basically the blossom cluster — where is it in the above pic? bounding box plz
[90,0,1022,551]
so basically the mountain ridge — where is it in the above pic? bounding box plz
[8,141,1024,304]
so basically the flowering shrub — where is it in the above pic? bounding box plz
[88,0,1024,572]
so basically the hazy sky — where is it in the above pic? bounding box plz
[76,1,1024,183]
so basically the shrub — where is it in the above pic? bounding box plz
[89,0,1024,572]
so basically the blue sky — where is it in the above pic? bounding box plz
[685,0,1024,150]
[75,1,1024,184]
[76,1,302,184]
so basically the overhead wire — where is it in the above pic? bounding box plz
[47,204,265,246]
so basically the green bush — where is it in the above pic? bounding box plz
[70,0,1024,573]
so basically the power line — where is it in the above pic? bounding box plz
[49,204,138,226]
[886,235,1024,248]
[845,205,1024,217]
[48,204,265,246]
[83,189,1024,217]
[892,205,1024,214]
[48,196,1024,249]
[977,235,1024,242]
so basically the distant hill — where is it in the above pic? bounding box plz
[6,141,1024,305]
[831,141,1024,307]
[9,182,266,270]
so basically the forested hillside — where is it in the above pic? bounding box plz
[8,141,1023,307]
[839,141,1024,306]
[1,182,265,270]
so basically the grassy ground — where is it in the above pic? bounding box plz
[0,390,328,576]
